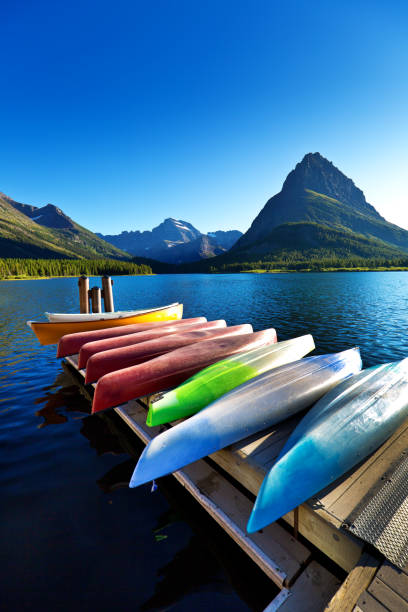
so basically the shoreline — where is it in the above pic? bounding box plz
[2,267,408,280]
[240,267,408,273]
[0,273,155,281]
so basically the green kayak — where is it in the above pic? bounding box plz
[146,334,315,426]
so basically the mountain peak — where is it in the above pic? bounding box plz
[281,152,378,217]
[301,151,326,162]
[234,153,391,251]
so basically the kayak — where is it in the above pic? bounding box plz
[85,323,244,383]
[147,334,315,426]
[46,303,178,322]
[57,317,206,358]
[28,303,183,345]
[247,358,408,534]
[78,319,226,368]
[92,327,277,413]
[129,348,362,488]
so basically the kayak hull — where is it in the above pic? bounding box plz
[85,323,246,383]
[147,334,314,426]
[247,358,408,533]
[46,303,179,322]
[130,348,362,487]
[57,317,205,358]
[78,320,226,368]
[28,303,183,345]
[92,328,277,413]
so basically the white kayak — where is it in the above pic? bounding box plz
[130,348,362,488]
[45,302,179,322]
[247,357,408,533]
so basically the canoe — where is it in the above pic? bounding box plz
[78,320,226,368]
[85,323,242,383]
[27,303,183,345]
[46,303,179,322]
[57,317,206,358]
[92,327,277,413]
[247,358,408,534]
[129,348,362,488]
[147,334,315,426]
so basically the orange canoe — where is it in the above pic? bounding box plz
[27,303,184,345]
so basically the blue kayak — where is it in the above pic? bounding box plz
[130,348,362,488]
[247,358,408,533]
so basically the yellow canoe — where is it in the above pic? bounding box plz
[28,303,184,345]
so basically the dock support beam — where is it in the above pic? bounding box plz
[90,287,102,313]
[78,275,90,313]
[102,275,114,312]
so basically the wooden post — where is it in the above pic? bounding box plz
[293,507,299,539]
[90,287,102,313]
[101,275,114,312]
[78,275,89,313]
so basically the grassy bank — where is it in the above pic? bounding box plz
[241,266,408,273]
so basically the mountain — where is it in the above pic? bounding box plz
[231,153,408,261]
[98,218,201,257]
[99,218,242,263]
[159,234,227,264]
[207,230,243,250]
[0,192,129,259]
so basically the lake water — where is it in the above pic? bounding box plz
[2,272,408,611]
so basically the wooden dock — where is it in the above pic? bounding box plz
[64,354,408,611]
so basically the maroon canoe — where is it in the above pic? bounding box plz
[85,324,252,383]
[78,319,226,369]
[57,317,207,358]
[92,328,277,413]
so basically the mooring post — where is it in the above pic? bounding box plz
[90,287,102,313]
[101,275,114,312]
[78,275,90,313]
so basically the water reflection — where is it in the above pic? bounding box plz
[80,414,125,456]
[97,458,136,492]
[34,371,91,427]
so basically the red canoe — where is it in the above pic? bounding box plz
[78,320,226,369]
[92,328,277,413]
[85,324,252,383]
[57,317,207,358]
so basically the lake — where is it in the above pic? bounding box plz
[2,272,408,611]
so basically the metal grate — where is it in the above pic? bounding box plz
[348,454,408,569]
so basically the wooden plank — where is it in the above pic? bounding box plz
[116,401,311,588]
[231,415,301,460]
[325,552,380,612]
[263,588,291,611]
[272,561,341,611]
[355,590,388,611]
[377,561,408,603]
[368,577,408,611]
[283,504,363,573]
[66,355,79,368]
[211,439,363,572]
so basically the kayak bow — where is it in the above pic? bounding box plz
[247,357,408,533]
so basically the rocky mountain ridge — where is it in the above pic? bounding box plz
[98,218,242,263]
[0,192,128,259]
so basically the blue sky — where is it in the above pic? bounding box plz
[1,0,408,234]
